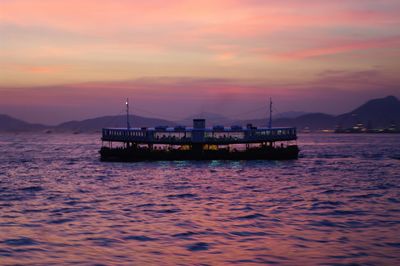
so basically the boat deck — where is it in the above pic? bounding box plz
[102,125,297,145]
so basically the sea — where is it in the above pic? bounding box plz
[0,133,399,265]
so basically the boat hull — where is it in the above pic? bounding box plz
[100,145,299,162]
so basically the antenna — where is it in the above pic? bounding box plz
[269,97,272,128]
[126,98,131,129]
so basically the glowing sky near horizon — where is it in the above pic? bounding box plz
[1,0,400,124]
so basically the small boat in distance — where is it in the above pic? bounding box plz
[99,99,299,161]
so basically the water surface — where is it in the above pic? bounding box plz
[0,133,400,265]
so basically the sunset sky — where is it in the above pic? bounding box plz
[1,0,400,124]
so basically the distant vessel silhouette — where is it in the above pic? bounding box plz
[99,99,299,161]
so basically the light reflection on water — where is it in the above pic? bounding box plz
[0,133,400,265]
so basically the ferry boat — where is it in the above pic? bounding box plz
[100,100,299,161]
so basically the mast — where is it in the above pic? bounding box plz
[268,97,272,128]
[126,98,131,130]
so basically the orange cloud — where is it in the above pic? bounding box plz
[3,64,68,74]
[25,66,65,73]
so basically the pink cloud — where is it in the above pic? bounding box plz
[1,0,399,68]
[1,0,400,95]
[1,1,398,39]
[278,36,400,59]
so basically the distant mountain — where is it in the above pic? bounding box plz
[1,95,399,133]
[274,111,308,119]
[275,113,336,130]
[235,113,335,130]
[178,111,305,126]
[0,114,46,132]
[235,96,400,131]
[335,95,400,129]
[55,115,176,132]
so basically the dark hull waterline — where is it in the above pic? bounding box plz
[100,145,300,162]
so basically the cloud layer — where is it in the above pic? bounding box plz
[0,0,399,122]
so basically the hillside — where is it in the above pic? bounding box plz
[1,95,399,133]
[237,113,336,130]
[0,114,46,132]
[335,96,400,129]
[234,96,400,131]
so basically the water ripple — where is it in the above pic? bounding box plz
[0,133,399,265]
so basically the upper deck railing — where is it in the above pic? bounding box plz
[102,125,297,144]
